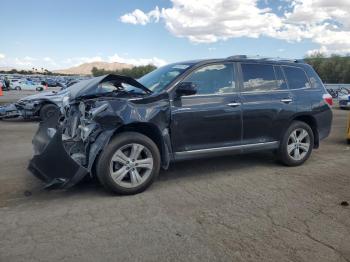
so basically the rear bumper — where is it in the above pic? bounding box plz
[28,120,88,189]
[314,107,333,141]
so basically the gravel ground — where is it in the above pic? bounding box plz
[0,100,349,261]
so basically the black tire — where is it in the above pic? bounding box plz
[15,86,21,90]
[347,139,350,145]
[96,132,161,195]
[36,86,43,91]
[278,121,314,166]
[39,104,59,121]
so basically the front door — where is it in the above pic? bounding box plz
[170,63,242,152]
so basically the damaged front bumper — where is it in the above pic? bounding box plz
[28,120,89,188]
[0,101,41,119]
[28,103,115,189]
[0,104,21,119]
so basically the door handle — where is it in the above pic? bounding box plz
[227,102,241,107]
[281,98,293,104]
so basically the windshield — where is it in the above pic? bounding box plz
[136,63,192,93]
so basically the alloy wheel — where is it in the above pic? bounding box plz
[287,128,311,161]
[109,143,154,188]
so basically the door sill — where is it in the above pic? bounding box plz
[173,141,279,161]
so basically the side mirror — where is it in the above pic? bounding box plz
[176,82,197,96]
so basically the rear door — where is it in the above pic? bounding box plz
[238,63,296,144]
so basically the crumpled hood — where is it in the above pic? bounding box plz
[69,74,150,99]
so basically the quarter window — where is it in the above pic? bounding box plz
[184,63,235,95]
[241,64,278,92]
[283,66,310,89]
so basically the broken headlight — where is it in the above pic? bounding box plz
[77,102,109,141]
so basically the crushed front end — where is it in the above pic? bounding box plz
[28,99,117,188]
[28,74,172,189]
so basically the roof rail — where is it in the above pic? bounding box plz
[226,55,299,63]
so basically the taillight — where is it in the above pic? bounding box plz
[323,93,333,106]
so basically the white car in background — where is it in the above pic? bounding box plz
[11,80,45,91]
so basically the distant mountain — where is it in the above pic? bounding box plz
[53,61,133,75]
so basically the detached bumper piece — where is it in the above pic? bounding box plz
[28,120,88,189]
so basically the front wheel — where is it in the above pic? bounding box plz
[96,132,161,195]
[15,86,21,90]
[278,121,314,166]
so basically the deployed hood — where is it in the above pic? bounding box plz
[69,74,152,99]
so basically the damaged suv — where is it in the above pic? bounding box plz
[29,56,333,194]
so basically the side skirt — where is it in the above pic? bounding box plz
[172,141,279,161]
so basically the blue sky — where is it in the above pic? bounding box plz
[0,0,348,69]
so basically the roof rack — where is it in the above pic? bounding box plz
[226,55,299,63]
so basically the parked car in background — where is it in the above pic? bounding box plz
[11,80,45,91]
[339,94,350,109]
[0,79,79,120]
[0,90,62,120]
[42,79,59,87]
[28,56,333,195]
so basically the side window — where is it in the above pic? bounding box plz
[274,66,288,90]
[184,63,235,95]
[283,66,310,89]
[241,63,277,92]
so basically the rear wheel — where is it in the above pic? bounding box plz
[96,132,160,195]
[39,104,59,121]
[15,86,21,90]
[278,121,314,166]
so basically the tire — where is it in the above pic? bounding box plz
[36,87,43,91]
[278,121,314,166]
[347,139,350,145]
[96,132,161,195]
[39,104,59,121]
[15,86,21,91]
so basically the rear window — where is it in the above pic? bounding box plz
[283,66,310,89]
[241,63,277,92]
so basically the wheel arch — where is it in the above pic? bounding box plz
[290,114,319,148]
[112,122,171,169]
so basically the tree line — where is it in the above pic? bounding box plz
[92,55,350,84]
[304,53,350,83]
[91,64,157,78]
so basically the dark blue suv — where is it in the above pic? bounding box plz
[29,56,333,194]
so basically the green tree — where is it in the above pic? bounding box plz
[304,54,350,83]
[91,65,157,78]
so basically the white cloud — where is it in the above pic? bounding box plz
[108,53,167,67]
[0,53,6,60]
[120,0,350,55]
[120,7,160,25]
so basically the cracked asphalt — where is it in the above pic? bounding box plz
[0,103,349,261]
